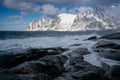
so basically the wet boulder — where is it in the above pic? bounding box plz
[93,40,120,50]
[0,73,50,80]
[55,48,105,80]
[84,36,97,41]
[69,44,81,47]
[55,56,105,80]
[101,61,120,80]
[93,40,120,61]
[108,65,120,80]
[0,54,15,67]
[1,55,68,80]
[3,47,67,68]
[100,32,120,40]
[69,48,91,57]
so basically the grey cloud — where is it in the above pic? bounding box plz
[2,0,67,17]
[17,0,120,6]
[12,0,78,6]
[78,0,120,6]
[2,0,120,10]
[69,7,93,14]
[41,4,66,16]
[45,0,120,6]
[1,0,120,18]
[3,0,41,11]
[41,4,59,16]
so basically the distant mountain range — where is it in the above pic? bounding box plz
[27,5,120,31]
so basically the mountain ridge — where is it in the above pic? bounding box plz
[27,5,120,31]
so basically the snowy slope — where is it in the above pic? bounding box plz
[58,13,76,26]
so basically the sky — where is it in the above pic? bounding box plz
[0,0,120,31]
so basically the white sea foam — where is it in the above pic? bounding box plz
[0,34,98,53]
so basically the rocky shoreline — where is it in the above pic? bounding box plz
[0,32,120,80]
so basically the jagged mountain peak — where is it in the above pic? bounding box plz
[27,5,120,31]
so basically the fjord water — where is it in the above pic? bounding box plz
[0,31,119,67]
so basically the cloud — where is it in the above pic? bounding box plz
[41,4,66,17]
[2,0,41,11]
[19,0,120,6]
[2,0,67,18]
[78,0,120,6]
[69,7,93,14]
[41,4,59,16]
[2,0,120,11]
[16,0,78,6]
[1,0,120,18]
[2,0,120,9]
[3,0,120,7]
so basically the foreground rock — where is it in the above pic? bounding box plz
[93,40,120,61]
[100,32,120,40]
[69,48,91,56]
[0,55,68,80]
[2,47,67,68]
[93,40,120,50]
[0,47,106,80]
[106,65,120,80]
[0,74,50,80]
[0,54,14,67]
[101,62,120,80]
[84,36,97,41]
[55,48,105,80]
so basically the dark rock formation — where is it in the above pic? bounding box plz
[100,32,120,40]
[106,65,120,80]
[55,48,105,80]
[3,47,67,68]
[101,62,120,80]
[70,43,81,47]
[93,40,120,50]
[0,55,68,80]
[0,54,14,67]
[69,48,91,56]
[0,74,50,80]
[93,40,120,61]
[0,47,106,80]
[85,36,97,40]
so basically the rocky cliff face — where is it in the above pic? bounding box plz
[26,13,77,31]
[27,5,120,31]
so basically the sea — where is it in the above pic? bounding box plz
[0,30,119,67]
[0,30,116,40]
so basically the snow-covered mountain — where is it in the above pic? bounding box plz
[27,5,120,31]
[27,13,77,31]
